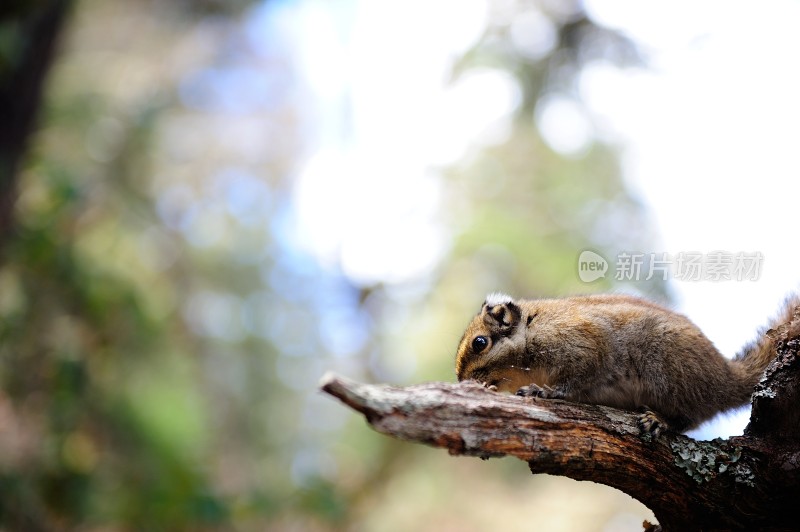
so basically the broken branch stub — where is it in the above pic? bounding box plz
[319,372,799,531]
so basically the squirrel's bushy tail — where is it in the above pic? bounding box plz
[733,294,800,387]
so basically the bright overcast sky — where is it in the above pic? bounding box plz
[580,0,800,437]
[289,0,800,437]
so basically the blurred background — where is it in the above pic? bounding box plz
[1,0,798,530]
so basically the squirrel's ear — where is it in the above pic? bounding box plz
[482,298,521,330]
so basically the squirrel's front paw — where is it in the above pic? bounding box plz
[637,409,667,439]
[516,383,565,399]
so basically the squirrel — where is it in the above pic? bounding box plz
[455,292,798,435]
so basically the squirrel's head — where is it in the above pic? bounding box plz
[455,293,534,392]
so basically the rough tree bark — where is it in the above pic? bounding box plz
[320,308,800,531]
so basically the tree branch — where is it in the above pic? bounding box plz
[321,370,799,530]
[747,304,800,440]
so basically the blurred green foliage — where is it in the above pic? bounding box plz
[0,0,666,530]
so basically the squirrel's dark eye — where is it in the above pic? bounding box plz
[471,336,488,353]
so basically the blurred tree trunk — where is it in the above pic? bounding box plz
[0,0,71,244]
[321,307,800,531]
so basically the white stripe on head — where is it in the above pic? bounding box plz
[485,292,513,307]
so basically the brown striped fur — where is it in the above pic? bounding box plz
[455,293,799,432]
